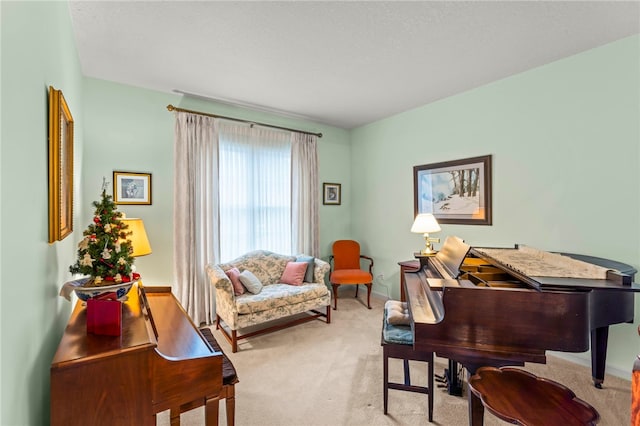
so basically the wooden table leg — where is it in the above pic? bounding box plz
[205,397,220,426]
[467,369,484,426]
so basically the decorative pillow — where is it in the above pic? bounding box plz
[238,270,263,294]
[280,261,308,286]
[385,300,410,325]
[225,267,245,296]
[295,255,315,283]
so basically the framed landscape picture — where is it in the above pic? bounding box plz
[413,155,492,225]
[113,171,152,205]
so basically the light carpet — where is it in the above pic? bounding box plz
[157,291,632,425]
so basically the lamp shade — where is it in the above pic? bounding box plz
[411,213,441,234]
[121,218,152,257]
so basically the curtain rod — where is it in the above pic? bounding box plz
[166,104,323,138]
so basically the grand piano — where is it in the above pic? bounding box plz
[404,237,640,396]
[50,284,223,425]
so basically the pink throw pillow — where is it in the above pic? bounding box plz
[225,267,245,295]
[280,261,308,286]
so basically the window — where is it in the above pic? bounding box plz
[218,125,292,261]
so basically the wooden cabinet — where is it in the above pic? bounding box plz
[50,284,222,425]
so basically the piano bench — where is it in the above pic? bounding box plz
[381,301,434,422]
[171,327,239,426]
[468,367,600,426]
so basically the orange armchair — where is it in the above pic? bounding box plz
[329,240,374,310]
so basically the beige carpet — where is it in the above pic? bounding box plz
[157,291,632,425]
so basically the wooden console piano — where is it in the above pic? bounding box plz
[404,238,640,389]
[50,284,223,425]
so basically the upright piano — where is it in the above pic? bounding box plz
[404,237,640,391]
[50,284,223,426]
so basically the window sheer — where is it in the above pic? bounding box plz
[218,124,292,262]
[173,112,319,324]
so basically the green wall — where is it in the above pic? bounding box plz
[1,1,638,423]
[82,79,351,285]
[1,1,84,424]
[350,34,640,376]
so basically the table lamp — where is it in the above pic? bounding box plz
[121,217,152,257]
[411,213,441,255]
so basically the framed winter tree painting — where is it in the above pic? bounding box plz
[413,155,492,225]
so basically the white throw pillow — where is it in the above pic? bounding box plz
[238,270,263,294]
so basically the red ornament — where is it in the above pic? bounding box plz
[93,216,101,224]
[132,273,141,280]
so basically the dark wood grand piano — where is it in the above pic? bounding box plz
[50,284,223,426]
[404,237,640,412]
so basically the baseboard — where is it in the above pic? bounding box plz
[549,351,632,381]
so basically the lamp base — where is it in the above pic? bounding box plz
[421,244,438,255]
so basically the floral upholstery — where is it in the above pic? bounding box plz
[206,250,331,331]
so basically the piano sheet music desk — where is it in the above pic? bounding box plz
[50,283,223,426]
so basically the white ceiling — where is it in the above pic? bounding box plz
[68,1,640,129]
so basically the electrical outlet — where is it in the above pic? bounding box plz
[377,273,385,281]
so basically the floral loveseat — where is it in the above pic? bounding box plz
[206,250,331,352]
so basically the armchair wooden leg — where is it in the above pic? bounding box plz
[355,284,359,298]
[332,284,339,310]
[366,283,372,309]
[326,305,331,324]
[216,315,221,330]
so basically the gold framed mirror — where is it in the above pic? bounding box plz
[48,86,74,243]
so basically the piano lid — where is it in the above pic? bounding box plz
[471,246,640,291]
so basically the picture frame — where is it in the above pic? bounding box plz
[48,86,74,243]
[113,171,152,205]
[323,183,341,205]
[414,155,492,225]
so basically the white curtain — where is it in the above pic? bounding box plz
[218,123,292,262]
[291,133,319,257]
[173,111,320,324]
[173,112,219,326]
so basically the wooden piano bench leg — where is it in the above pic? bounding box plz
[205,396,220,426]
[224,384,236,426]
[382,301,434,422]
[382,342,434,422]
[169,408,181,426]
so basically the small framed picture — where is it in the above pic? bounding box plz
[323,183,341,205]
[113,171,152,205]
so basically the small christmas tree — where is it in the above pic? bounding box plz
[69,187,139,287]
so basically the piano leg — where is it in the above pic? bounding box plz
[591,326,609,389]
